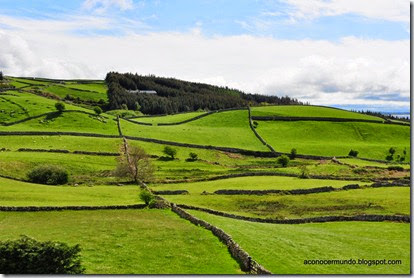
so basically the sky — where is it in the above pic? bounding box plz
[0,0,410,112]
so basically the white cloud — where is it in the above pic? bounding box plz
[82,0,134,13]
[283,0,410,23]
[0,16,409,111]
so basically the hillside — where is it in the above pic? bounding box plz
[0,75,410,274]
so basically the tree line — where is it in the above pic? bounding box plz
[106,72,304,115]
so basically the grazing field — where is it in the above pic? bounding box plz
[0,75,409,275]
[0,91,90,123]
[0,135,122,152]
[2,111,119,134]
[151,176,370,194]
[255,121,410,160]
[190,210,410,274]
[165,187,409,219]
[132,111,206,124]
[251,105,383,121]
[0,210,241,274]
[0,177,142,206]
[43,85,107,102]
[121,110,268,151]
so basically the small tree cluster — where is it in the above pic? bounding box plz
[93,106,103,116]
[139,189,155,205]
[385,147,396,162]
[0,71,3,81]
[0,236,84,274]
[186,152,198,162]
[27,165,68,185]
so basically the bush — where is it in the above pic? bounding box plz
[93,106,103,115]
[0,235,84,274]
[27,165,68,185]
[277,155,290,167]
[0,71,3,81]
[55,102,65,113]
[348,149,359,157]
[163,146,177,159]
[289,148,297,159]
[187,152,198,161]
[139,189,154,205]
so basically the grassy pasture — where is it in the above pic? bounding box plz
[251,105,383,121]
[121,110,268,151]
[256,121,410,161]
[2,111,119,134]
[61,82,107,94]
[0,151,116,183]
[133,112,206,124]
[9,77,51,86]
[338,158,410,169]
[0,177,141,206]
[43,85,107,102]
[0,210,241,274]
[165,187,409,219]
[0,135,122,153]
[191,211,410,274]
[0,91,90,123]
[151,176,370,194]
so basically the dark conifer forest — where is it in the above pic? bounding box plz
[106,72,303,115]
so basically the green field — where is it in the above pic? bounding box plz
[165,187,409,219]
[0,76,409,275]
[0,177,142,206]
[0,210,241,274]
[255,121,410,160]
[132,111,206,124]
[191,210,410,274]
[121,110,268,151]
[251,105,383,121]
[151,176,370,194]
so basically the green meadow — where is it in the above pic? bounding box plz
[0,76,409,274]
[191,210,410,274]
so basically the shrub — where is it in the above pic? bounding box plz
[388,147,396,155]
[385,154,394,161]
[277,155,290,167]
[139,189,154,205]
[55,102,65,113]
[252,121,258,128]
[289,148,297,159]
[348,149,359,157]
[163,146,177,159]
[187,152,198,161]
[93,106,103,115]
[27,165,68,185]
[0,235,84,274]
[0,71,3,81]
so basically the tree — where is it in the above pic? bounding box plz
[27,165,68,185]
[139,189,154,205]
[55,102,65,113]
[277,155,290,167]
[299,165,310,179]
[388,147,396,156]
[289,148,297,159]
[0,235,84,274]
[386,147,396,161]
[114,144,155,185]
[93,106,103,115]
[163,146,177,159]
[0,71,3,81]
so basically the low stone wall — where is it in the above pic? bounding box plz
[247,106,278,154]
[177,204,410,224]
[170,204,271,274]
[251,115,384,123]
[0,131,121,138]
[73,150,119,156]
[214,186,336,195]
[0,204,147,211]
[18,148,70,154]
[153,190,189,195]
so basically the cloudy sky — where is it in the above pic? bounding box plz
[0,0,410,112]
